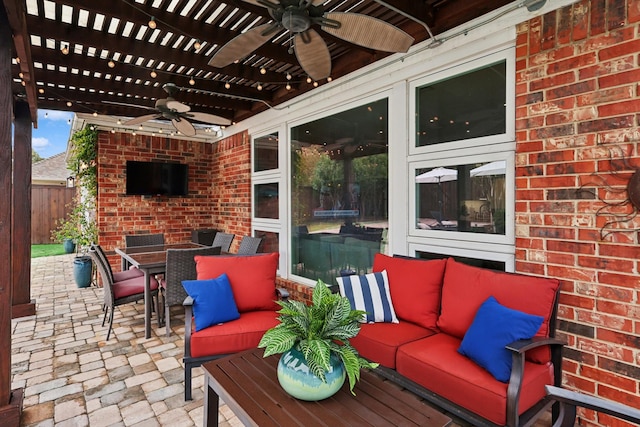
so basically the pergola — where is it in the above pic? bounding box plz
[0,0,542,423]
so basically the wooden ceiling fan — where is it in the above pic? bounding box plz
[208,0,415,81]
[105,83,232,137]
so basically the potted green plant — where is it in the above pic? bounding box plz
[258,279,378,401]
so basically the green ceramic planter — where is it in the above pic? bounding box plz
[277,347,345,401]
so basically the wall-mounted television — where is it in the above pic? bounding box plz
[126,161,189,196]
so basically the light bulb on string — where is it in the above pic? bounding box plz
[93,112,98,117]
[260,67,266,75]
[224,82,230,89]
[286,73,292,80]
[257,83,263,91]
[327,76,332,82]
[189,77,195,85]
[148,17,157,29]
[39,88,44,94]
[150,70,157,78]
[286,83,291,90]
[61,43,69,55]
[194,40,201,50]
[66,101,72,107]
[108,59,115,68]
[313,81,318,87]
[306,76,312,84]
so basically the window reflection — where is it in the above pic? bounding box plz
[254,230,279,253]
[254,132,278,172]
[255,183,279,219]
[415,161,506,234]
[291,99,389,283]
[416,61,506,146]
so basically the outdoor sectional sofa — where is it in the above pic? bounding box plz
[346,254,565,427]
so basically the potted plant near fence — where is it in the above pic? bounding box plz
[51,125,98,288]
[258,279,378,401]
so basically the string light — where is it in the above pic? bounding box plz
[108,59,115,68]
[224,82,231,89]
[150,70,157,78]
[148,17,157,29]
[66,101,72,107]
[327,76,332,82]
[93,112,98,117]
[313,81,318,87]
[260,67,266,75]
[306,76,312,84]
[117,119,122,125]
[286,73,292,80]
[38,88,44,94]
[286,83,291,90]
[61,43,69,55]
[257,83,263,91]
[194,40,201,50]
[189,77,195,85]
[111,128,115,133]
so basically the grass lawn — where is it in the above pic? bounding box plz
[32,244,68,258]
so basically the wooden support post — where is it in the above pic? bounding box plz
[12,101,35,319]
[0,5,24,426]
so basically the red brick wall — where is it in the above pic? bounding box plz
[96,130,251,263]
[516,0,640,421]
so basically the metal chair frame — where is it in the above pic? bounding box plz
[161,246,221,336]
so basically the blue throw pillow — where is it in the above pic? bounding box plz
[336,270,398,323]
[182,274,240,332]
[458,296,543,383]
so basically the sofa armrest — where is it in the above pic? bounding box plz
[505,337,566,427]
[545,385,640,427]
[276,287,289,301]
[183,296,194,358]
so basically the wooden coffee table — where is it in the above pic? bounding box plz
[202,348,452,426]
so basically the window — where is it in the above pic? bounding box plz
[415,161,506,235]
[253,132,278,172]
[408,51,515,265]
[255,183,279,219]
[415,61,507,147]
[290,99,389,284]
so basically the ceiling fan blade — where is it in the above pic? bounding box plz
[208,23,275,68]
[124,114,161,125]
[165,99,191,113]
[294,29,331,81]
[172,118,196,136]
[323,12,414,53]
[186,112,233,126]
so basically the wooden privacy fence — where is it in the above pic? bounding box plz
[31,185,75,244]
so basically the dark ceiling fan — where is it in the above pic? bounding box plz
[208,0,415,81]
[105,83,232,137]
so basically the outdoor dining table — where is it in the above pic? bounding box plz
[114,242,205,338]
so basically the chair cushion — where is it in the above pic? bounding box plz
[182,274,240,332]
[337,270,398,323]
[437,258,559,363]
[396,334,553,426]
[195,253,279,312]
[112,275,159,299]
[113,267,144,282]
[350,321,436,368]
[458,296,543,382]
[189,310,280,358]
[373,254,446,329]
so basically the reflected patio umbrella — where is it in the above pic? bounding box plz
[415,167,458,221]
[415,167,458,183]
[470,160,506,177]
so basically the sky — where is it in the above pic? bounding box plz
[32,109,73,158]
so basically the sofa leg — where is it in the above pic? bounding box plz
[185,364,192,401]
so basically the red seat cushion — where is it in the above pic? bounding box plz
[112,275,159,299]
[396,334,553,426]
[113,267,144,282]
[350,321,436,368]
[195,253,279,312]
[189,310,280,358]
[437,258,559,363]
[373,254,446,329]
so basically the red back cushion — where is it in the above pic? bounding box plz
[195,253,279,312]
[373,254,446,329]
[437,258,559,362]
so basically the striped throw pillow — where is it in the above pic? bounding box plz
[337,270,398,323]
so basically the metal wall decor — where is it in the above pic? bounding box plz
[578,144,640,239]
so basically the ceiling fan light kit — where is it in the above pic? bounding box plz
[208,0,415,82]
